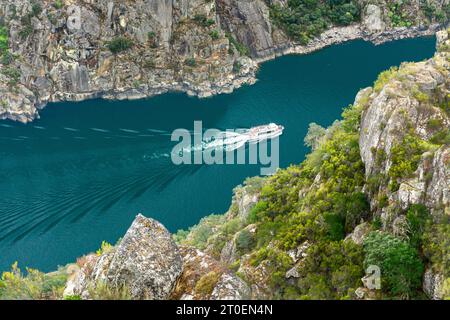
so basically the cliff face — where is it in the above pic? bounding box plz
[172,30,449,300]
[0,31,447,301]
[0,0,447,122]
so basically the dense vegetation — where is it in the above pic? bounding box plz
[268,0,361,44]
[176,60,450,299]
[267,0,450,45]
[107,37,134,54]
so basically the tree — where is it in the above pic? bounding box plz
[304,122,326,150]
[363,231,424,298]
[107,37,134,54]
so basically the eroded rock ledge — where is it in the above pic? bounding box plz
[64,214,250,300]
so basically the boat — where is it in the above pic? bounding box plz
[196,123,284,153]
[247,123,284,143]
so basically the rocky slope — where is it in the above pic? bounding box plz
[173,29,449,300]
[58,28,448,299]
[0,30,447,300]
[0,0,448,122]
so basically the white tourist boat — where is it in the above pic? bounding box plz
[247,123,284,143]
[202,123,284,152]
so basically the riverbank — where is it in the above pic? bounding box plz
[0,36,438,274]
[0,0,447,123]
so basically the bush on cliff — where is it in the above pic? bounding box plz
[363,231,424,298]
[107,37,134,54]
[268,0,361,44]
[0,262,67,300]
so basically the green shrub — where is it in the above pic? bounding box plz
[96,241,113,256]
[0,263,67,300]
[53,0,63,9]
[31,2,43,16]
[373,67,398,92]
[225,33,250,56]
[232,61,242,73]
[268,0,360,44]
[422,221,450,276]
[193,15,215,27]
[184,57,196,67]
[295,240,364,299]
[405,204,430,248]
[388,134,428,191]
[235,229,256,254]
[209,30,220,40]
[247,201,268,223]
[324,213,345,241]
[304,122,326,150]
[107,37,134,54]
[363,231,424,298]
[195,271,221,296]
[87,281,131,300]
[1,66,21,86]
[387,1,412,27]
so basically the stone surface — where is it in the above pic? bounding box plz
[0,0,444,123]
[423,268,445,300]
[359,29,449,219]
[65,214,183,300]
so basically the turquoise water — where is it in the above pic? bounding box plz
[0,37,436,273]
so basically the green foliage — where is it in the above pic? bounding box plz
[31,2,43,17]
[235,229,256,254]
[225,33,250,56]
[19,1,44,39]
[175,214,226,250]
[304,122,326,150]
[0,262,67,300]
[195,271,221,296]
[247,201,268,223]
[0,26,8,54]
[405,204,430,248]
[53,0,64,9]
[87,281,131,300]
[193,15,215,27]
[209,30,220,40]
[387,0,413,27]
[422,220,450,276]
[363,231,424,298]
[107,37,134,54]
[268,0,360,44]
[96,241,113,256]
[430,127,450,145]
[373,67,398,92]
[1,66,21,86]
[232,61,242,73]
[388,134,429,191]
[184,57,197,67]
[294,240,364,299]
[323,213,345,241]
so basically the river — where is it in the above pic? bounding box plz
[0,36,436,272]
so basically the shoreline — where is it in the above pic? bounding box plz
[0,23,443,124]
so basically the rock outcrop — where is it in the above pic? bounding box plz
[65,214,183,299]
[64,214,250,300]
[171,246,250,300]
[359,28,449,218]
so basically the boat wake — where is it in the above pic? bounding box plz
[182,123,284,153]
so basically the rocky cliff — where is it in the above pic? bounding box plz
[0,2,448,301]
[0,31,447,300]
[0,0,448,122]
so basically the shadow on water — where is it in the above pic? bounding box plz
[0,36,437,272]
